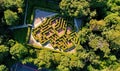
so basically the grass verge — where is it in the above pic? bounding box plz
[27,0,60,24]
[13,27,31,44]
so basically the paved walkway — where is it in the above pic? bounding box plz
[30,10,76,53]
[9,5,76,52]
[24,0,28,25]
[74,18,82,32]
[9,0,29,30]
[9,24,32,30]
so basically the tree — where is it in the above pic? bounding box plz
[10,43,28,59]
[87,51,100,65]
[4,10,18,26]
[68,54,84,70]
[76,44,84,52]
[89,10,97,19]
[59,0,90,17]
[34,50,53,69]
[109,55,117,61]
[89,19,106,31]
[0,0,5,11]
[86,51,116,70]
[3,0,24,8]
[56,65,70,71]
[104,13,120,26]
[0,45,9,63]
[22,57,34,64]
[102,29,120,51]
[107,0,120,14]
[7,39,16,47]
[88,35,110,56]
[59,56,70,68]
[78,27,91,44]
[89,0,108,19]
[53,53,62,64]
[0,65,8,71]
[87,64,98,71]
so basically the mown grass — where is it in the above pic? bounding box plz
[13,27,31,44]
[27,0,60,24]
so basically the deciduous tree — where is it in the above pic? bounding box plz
[4,10,18,26]
[3,0,24,8]
[0,0,5,11]
[104,13,120,26]
[59,0,90,17]
[0,65,8,71]
[34,50,53,69]
[89,35,110,56]
[102,29,120,51]
[89,19,106,31]
[10,43,28,59]
[0,45,9,63]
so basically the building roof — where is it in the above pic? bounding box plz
[11,63,48,71]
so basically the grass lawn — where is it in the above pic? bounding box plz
[27,0,60,24]
[13,27,30,44]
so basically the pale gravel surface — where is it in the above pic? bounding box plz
[33,9,57,28]
[30,9,56,50]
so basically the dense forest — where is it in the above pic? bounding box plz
[0,0,120,71]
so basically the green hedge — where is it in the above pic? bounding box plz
[32,17,78,51]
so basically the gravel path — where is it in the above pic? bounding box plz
[33,9,57,28]
[29,9,57,49]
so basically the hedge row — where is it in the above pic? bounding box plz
[32,17,78,51]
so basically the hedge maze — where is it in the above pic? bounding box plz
[32,17,79,52]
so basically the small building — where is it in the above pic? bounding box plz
[11,63,48,71]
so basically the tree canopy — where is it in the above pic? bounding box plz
[4,9,18,26]
[60,0,90,17]
[0,45,9,63]
[3,0,24,8]
[0,65,8,71]
[10,43,28,59]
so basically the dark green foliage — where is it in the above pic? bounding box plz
[104,13,120,26]
[60,0,90,18]
[7,39,16,47]
[0,45,9,63]
[0,36,3,44]
[102,29,120,51]
[89,19,106,31]
[0,0,5,11]
[78,27,91,44]
[3,0,24,8]
[0,65,8,71]
[89,0,108,19]
[0,0,24,26]
[13,28,29,44]
[22,49,85,71]
[4,10,19,26]
[27,0,59,24]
